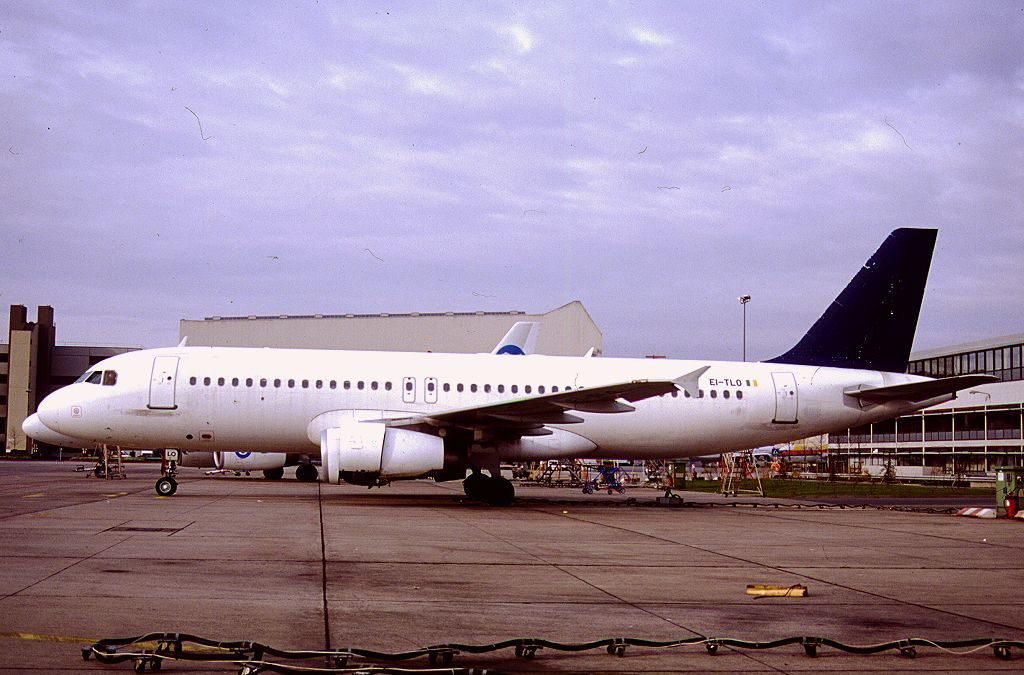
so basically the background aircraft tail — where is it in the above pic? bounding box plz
[767,228,937,373]
[492,322,539,355]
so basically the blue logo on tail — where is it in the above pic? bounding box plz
[495,345,526,355]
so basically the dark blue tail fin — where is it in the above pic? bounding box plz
[766,228,937,373]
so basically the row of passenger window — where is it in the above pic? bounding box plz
[186,376,577,394]
[184,375,744,401]
[188,376,390,391]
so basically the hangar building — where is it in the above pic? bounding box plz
[180,300,602,356]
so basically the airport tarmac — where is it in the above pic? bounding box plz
[1,460,1022,674]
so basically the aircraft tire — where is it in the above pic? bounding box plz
[155,477,177,496]
[263,467,285,480]
[485,476,515,506]
[295,463,318,482]
[463,472,489,501]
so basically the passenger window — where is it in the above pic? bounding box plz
[231,377,239,386]
[483,384,491,393]
[671,390,678,397]
[371,381,379,390]
[405,381,413,391]
[315,380,323,389]
[86,371,103,385]
[302,379,309,388]
[470,384,478,393]
[737,390,743,399]
[385,382,392,391]
[246,378,253,387]
[427,381,435,392]
[443,383,451,392]
[723,390,730,399]
[288,379,295,388]
[260,378,268,387]
[511,385,518,394]
[538,386,545,394]
[204,377,211,386]
[552,386,559,393]
[358,381,365,390]
[344,381,351,390]
[684,389,691,398]
[329,380,337,389]
[710,390,718,399]
[697,389,704,398]
[457,383,464,393]
[218,377,226,386]
[525,385,532,394]
[189,376,197,385]
[274,379,281,387]
[102,371,117,386]
[497,384,505,393]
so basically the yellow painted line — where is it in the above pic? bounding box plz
[104,492,129,498]
[22,493,45,499]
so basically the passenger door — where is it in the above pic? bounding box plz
[149,356,180,409]
[771,371,798,424]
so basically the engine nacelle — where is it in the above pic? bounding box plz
[320,421,443,485]
[214,451,288,471]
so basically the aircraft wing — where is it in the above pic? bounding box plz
[844,374,999,403]
[381,366,710,434]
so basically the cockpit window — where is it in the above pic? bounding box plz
[102,370,117,386]
[86,371,103,384]
[76,371,95,384]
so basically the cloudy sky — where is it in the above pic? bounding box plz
[3,1,1022,359]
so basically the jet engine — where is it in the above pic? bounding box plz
[320,421,443,485]
[214,451,288,471]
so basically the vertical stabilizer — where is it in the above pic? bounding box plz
[492,322,540,355]
[767,228,937,373]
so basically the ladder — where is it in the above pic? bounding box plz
[720,450,764,497]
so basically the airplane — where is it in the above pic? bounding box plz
[24,228,996,504]
[24,321,543,484]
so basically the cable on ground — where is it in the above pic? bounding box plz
[81,632,1020,673]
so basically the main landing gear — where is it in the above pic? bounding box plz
[463,471,515,506]
[155,449,179,496]
[295,462,319,483]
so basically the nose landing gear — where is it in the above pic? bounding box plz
[156,449,180,496]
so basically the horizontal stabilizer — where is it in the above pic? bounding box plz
[844,374,999,403]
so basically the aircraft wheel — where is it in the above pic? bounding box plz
[485,476,515,506]
[263,467,285,480]
[155,477,177,496]
[295,463,319,482]
[463,472,489,501]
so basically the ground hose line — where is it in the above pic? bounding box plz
[81,632,1021,672]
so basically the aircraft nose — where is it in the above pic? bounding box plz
[23,413,50,440]
[35,393,61,430]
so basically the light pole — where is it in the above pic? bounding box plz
[738,295,751,361]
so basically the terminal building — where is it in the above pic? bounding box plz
[830,334,1024,476]
[2,306,139,453]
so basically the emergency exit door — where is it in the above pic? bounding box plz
[771,371,798,424]
[149,356,180,409]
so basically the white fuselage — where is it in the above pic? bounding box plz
[32,346,941,462]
